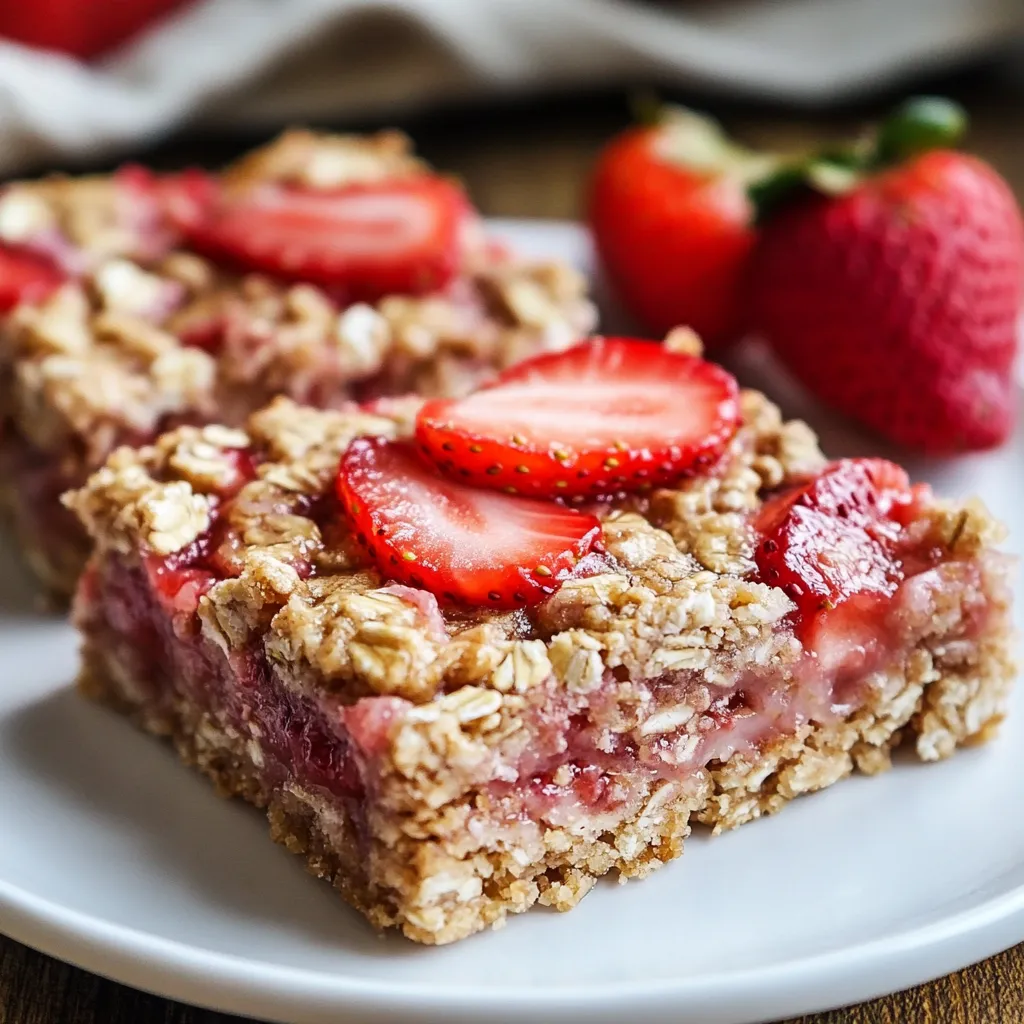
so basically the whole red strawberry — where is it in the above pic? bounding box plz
[589,108,768,348]
[748,98,1023,454]
[0,0,192,59]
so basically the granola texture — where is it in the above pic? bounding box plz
[68,391,1017,944]
[0,130,596,596]
[0,173,166,270]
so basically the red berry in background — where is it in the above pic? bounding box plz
[589,108,767,348]
[0,0,193,60]
[748,98,1023,455]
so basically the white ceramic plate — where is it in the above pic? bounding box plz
[0,221,1022,1024]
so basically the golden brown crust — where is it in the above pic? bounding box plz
[221,129,426,193]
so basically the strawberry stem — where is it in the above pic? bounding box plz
[873,96,967,166]
[748,146,862,223]
[748,95,967,222]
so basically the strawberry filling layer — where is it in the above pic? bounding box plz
[77,551,373,839]
[75,464,1009,843]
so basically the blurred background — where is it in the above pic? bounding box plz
[0,0,1022,209]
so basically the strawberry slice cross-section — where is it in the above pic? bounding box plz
[754,458,915,643]
[415,336,741,499]
[337,437,601,608]
[755,457,914,539]
[181,176,469,301]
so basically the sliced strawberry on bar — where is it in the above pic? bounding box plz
[182,176,468,300]
[0,244,64,312]
[758,505,897,609]
[415,337,740,499]
[757,458,912,536]
[755,458,913,633]
[337,437,601,608]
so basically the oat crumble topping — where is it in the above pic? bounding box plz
[67,389,834,705]
[0,128,597,600]
[221,129,427,193]
[0,175,147,268]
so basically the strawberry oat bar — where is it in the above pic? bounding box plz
[0,130,595,596]
[65,335,1016,944]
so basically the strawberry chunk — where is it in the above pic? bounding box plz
[754,458,913,632]
[589,114,759,347]
[759,505,896,609]
[144,556,216,618]
[415,337,740,499]
[115,164,219,257]
[337,437,601,608]
[756,458,912,535]
[0,244,64,312]
[182,176,468,300]
[802,591,892,676]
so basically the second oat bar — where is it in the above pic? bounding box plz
[0,130,596,597]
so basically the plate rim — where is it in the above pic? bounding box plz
[3,869,1024,1023]
[1,217,1022,1024]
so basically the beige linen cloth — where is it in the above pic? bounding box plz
[0,0,1020,175]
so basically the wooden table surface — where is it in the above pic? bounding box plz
[3,50,1024,1024]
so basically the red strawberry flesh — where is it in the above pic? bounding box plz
[756,457,913,535]
[416,337,740,499]
[748,150,1023,453]
[337,437,601,608]
[183,177,467,300]
[755,459,913,635]
[761,505,897,607]
[0,244,65,313]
